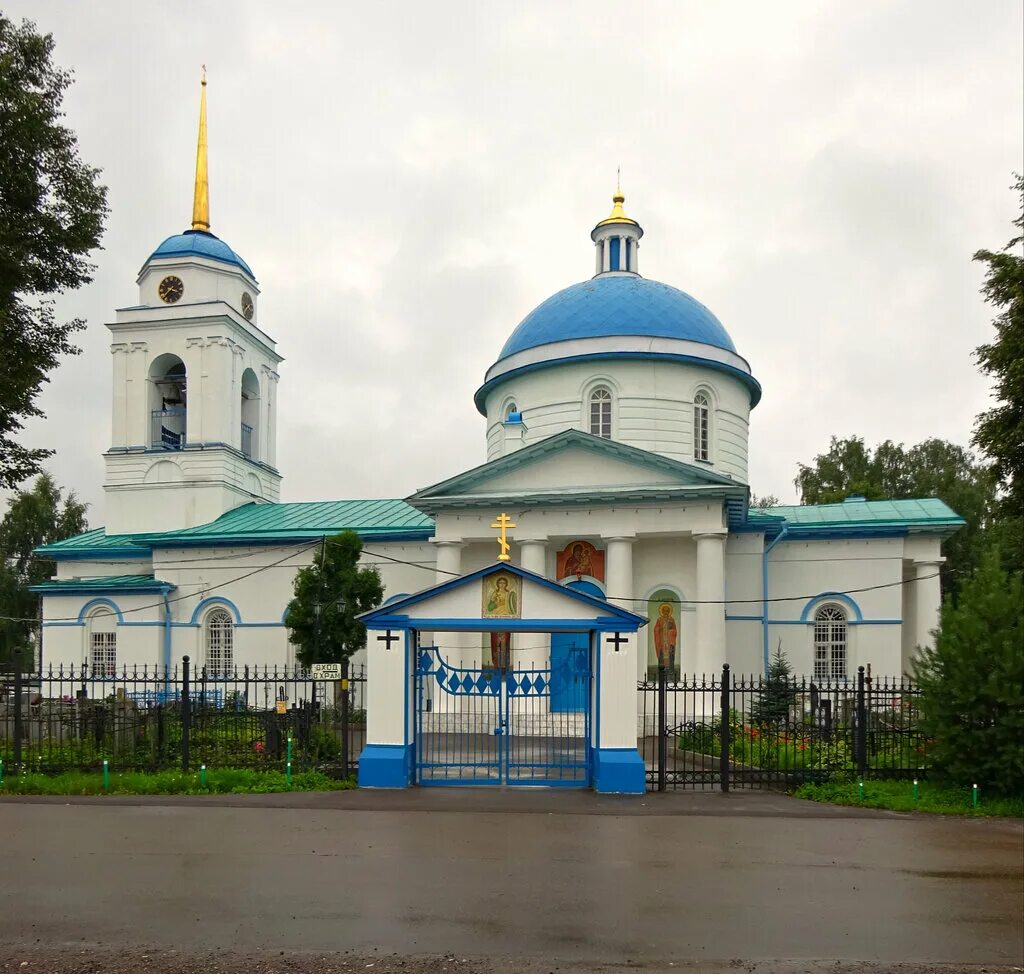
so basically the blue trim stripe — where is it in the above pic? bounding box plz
[475,350,762,414]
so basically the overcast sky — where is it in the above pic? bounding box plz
[7,0,1023,521]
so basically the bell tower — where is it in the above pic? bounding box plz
[103,70,283,535]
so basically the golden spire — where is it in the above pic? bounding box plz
[596,175,638,228]
[191,66,210,232]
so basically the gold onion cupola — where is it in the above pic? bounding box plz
[591,181,643,276]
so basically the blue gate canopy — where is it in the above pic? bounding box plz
[358,562,647,633]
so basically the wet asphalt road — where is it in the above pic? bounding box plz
[1,790,1021,971]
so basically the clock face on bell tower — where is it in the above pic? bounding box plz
[158,275,184,303]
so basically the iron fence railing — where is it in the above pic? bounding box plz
[638,665,927,792]
[0,656,366,777]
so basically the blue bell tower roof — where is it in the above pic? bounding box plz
[146,229,255,279]
[497,276,737,360]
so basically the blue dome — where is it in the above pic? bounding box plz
[147,230,254,278]
[498,276,736,361]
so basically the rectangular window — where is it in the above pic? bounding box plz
[90,632,117,678]
[608,237,621,271]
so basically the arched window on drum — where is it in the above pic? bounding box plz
[589,387,612,438]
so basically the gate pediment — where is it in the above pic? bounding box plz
[359,562,646,633]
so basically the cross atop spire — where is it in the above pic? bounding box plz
[191,67,210,232]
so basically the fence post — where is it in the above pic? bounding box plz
[181,655,191,773]
[719,663,731,793]
[340,658,351,779]
[12,656,23,766]
[657,663,667,793]
[855,665,867,779]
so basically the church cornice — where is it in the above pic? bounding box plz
[108,306,283,363]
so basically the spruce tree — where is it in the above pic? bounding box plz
[750,645,797,727]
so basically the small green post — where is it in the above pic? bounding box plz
[858,779,864,801]
[102,759,109,791]
[972,783,979,809]
[286,760,292,786]
[287,734,293,767]
[0,758,4,787]
[200,764,207,788]
[912,779,919,803]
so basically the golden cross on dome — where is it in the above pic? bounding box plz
[490,512,517,563]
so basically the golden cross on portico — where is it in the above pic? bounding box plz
[490,512,516,562]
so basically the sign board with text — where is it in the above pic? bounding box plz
[311,663,344,680]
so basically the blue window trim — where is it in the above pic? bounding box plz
[190,596,243,626]
[78,598,125,624]
[799,592,863,623]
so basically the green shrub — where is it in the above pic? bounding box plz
[913,551,1024,795]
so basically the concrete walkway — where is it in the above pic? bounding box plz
[1,790,1021,971]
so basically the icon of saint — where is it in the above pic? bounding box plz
[565,542,593,578]
[486,575,518,617]
[490,631,511,671]
[653,602,677,669]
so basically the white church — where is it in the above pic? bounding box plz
[33,81,962,792]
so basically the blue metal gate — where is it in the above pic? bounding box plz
[414,644,591,786]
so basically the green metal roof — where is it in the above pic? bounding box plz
[752,497,964,533]
[29,574,175,595]
[143,499,434,546]
[35,528,151,559]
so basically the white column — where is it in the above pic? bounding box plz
[602,237,610,272]
[619,236,626,271]
[912,559,944,654]
[633,238,639,274]
[519,538,547,576]
[433,540,463,583]
[694,532,727,678]
[599,535,636,749]
[595,241,603,275]
[432,540,466,697]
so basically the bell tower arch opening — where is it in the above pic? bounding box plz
[149,353,188,450]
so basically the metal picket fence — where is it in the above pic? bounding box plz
[638,665,927,792]
[0,656,366,777]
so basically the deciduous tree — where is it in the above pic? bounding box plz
[285,531,383,668]
[0,472,87,667]
[0,14,108,487]
[795,436,997,600]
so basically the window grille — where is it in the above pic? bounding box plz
[693,393,710,461]
[589,388,612,438]
[206,609,234,676]
[90,631,117,677]
[813,605,847,680]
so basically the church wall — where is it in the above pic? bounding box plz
[765,538,905,677]
[483,359,751,482]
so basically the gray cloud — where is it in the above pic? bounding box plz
[7,0,1022,519]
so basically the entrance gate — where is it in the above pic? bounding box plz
[414,644,591,786]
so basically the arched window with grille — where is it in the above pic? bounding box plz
[589,387,612,438]
[205,608,234,676]
[693,392,710,461]
[813,604,847,680]
[88,609,117,678]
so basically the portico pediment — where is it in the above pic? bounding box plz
[409,429,744,512]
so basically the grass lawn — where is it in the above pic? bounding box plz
[0,767,356,796]
[795,779,1023,817]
